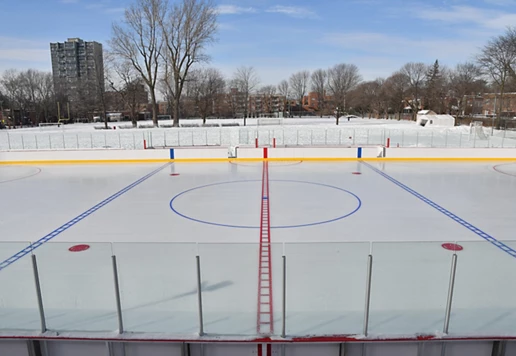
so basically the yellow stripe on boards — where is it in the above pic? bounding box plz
[1,157,515,165]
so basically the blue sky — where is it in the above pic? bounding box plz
[0,0,515,85]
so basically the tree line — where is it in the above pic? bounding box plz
[1,0,515,128]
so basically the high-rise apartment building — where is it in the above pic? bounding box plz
[50,38,104,102]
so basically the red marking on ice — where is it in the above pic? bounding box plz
[352,172,362,175]
[442,243,463,251]
[69,244,90,252]
[170,173,180,176]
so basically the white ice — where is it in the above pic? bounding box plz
[0,161,516,338]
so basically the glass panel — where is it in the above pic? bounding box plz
[369,242,451,335]
[0,243,39,330]
[199,243,258,335]
[273,242,370,336]
[114,243,198,333]
[36,242,116,332]
[450,241,516,335]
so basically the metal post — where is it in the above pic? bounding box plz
[196,255,205,336]
[473,130,477,148]
[111,255,124,334]
[296,129,299,146]
[76,134,79,149]
[363,254,373,336]
[205,130,208,146]
[191,131,194,146]
[325,128,328,145]
[21,135,25,149]
[104,132,107,147]
[62,133,65,149]
[339,343,347,356]
[281,255,287,338]
[443,253,458,334]
[35,135,38,149]
[445,130,448,148]
[31,254,46,333]
[7,132,11,149]
[310,130,313,145]
[164,132,166,147]
[366,129,369,145]
[416,132,419,147]
[118,133,121,148]
[219,128,222,145]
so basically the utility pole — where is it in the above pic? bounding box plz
[57,102,61,122]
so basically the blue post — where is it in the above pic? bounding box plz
[170,148,175,160]
[357,147,362,159]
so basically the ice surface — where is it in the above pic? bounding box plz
[0,161,516,338]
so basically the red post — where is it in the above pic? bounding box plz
[386,138,390,148]
[143,140,147,149]
[255,138,258,148]
[263,147,268,158]
[273,138,276,148]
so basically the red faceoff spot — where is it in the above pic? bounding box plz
[170,173,180,176]
[69,244,90,252]
[442,243,463,252]
[352,172,362,175]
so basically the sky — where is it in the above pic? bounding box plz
[0,0,515,86]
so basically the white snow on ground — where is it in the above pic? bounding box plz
[1,117,515,150]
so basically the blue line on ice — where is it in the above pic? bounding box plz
[363,162,516,258]
[0,163,171,272]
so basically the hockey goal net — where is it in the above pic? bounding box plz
[469,121,487,140]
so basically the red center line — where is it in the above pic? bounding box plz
[257,160,274,354]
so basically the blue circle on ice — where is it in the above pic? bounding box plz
[169,180,362,229]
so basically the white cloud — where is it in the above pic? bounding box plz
[266,5,318,19]
[322,32,485,64]
[414,5,516,30]
[104,7,125,14]
[0,37,50,71]
[216,5,257,15]
[483,0,516,5]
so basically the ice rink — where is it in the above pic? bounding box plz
[1,161,516,338]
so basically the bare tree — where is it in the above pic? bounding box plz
[277,79,289,117]
[477,28,516,125]
[449,62,485,115]
[190,67,225,124]
[259,85,277,116]
[159,0,218,127]
[289,70,310,117]
[109,57,148,127]
[400,62,427,119]
[311,69,327,117]
[384,72,409,120]
[1,69,23,127]
[111,0,166,127]
[327,63,362,125]
[232,66,260,125]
